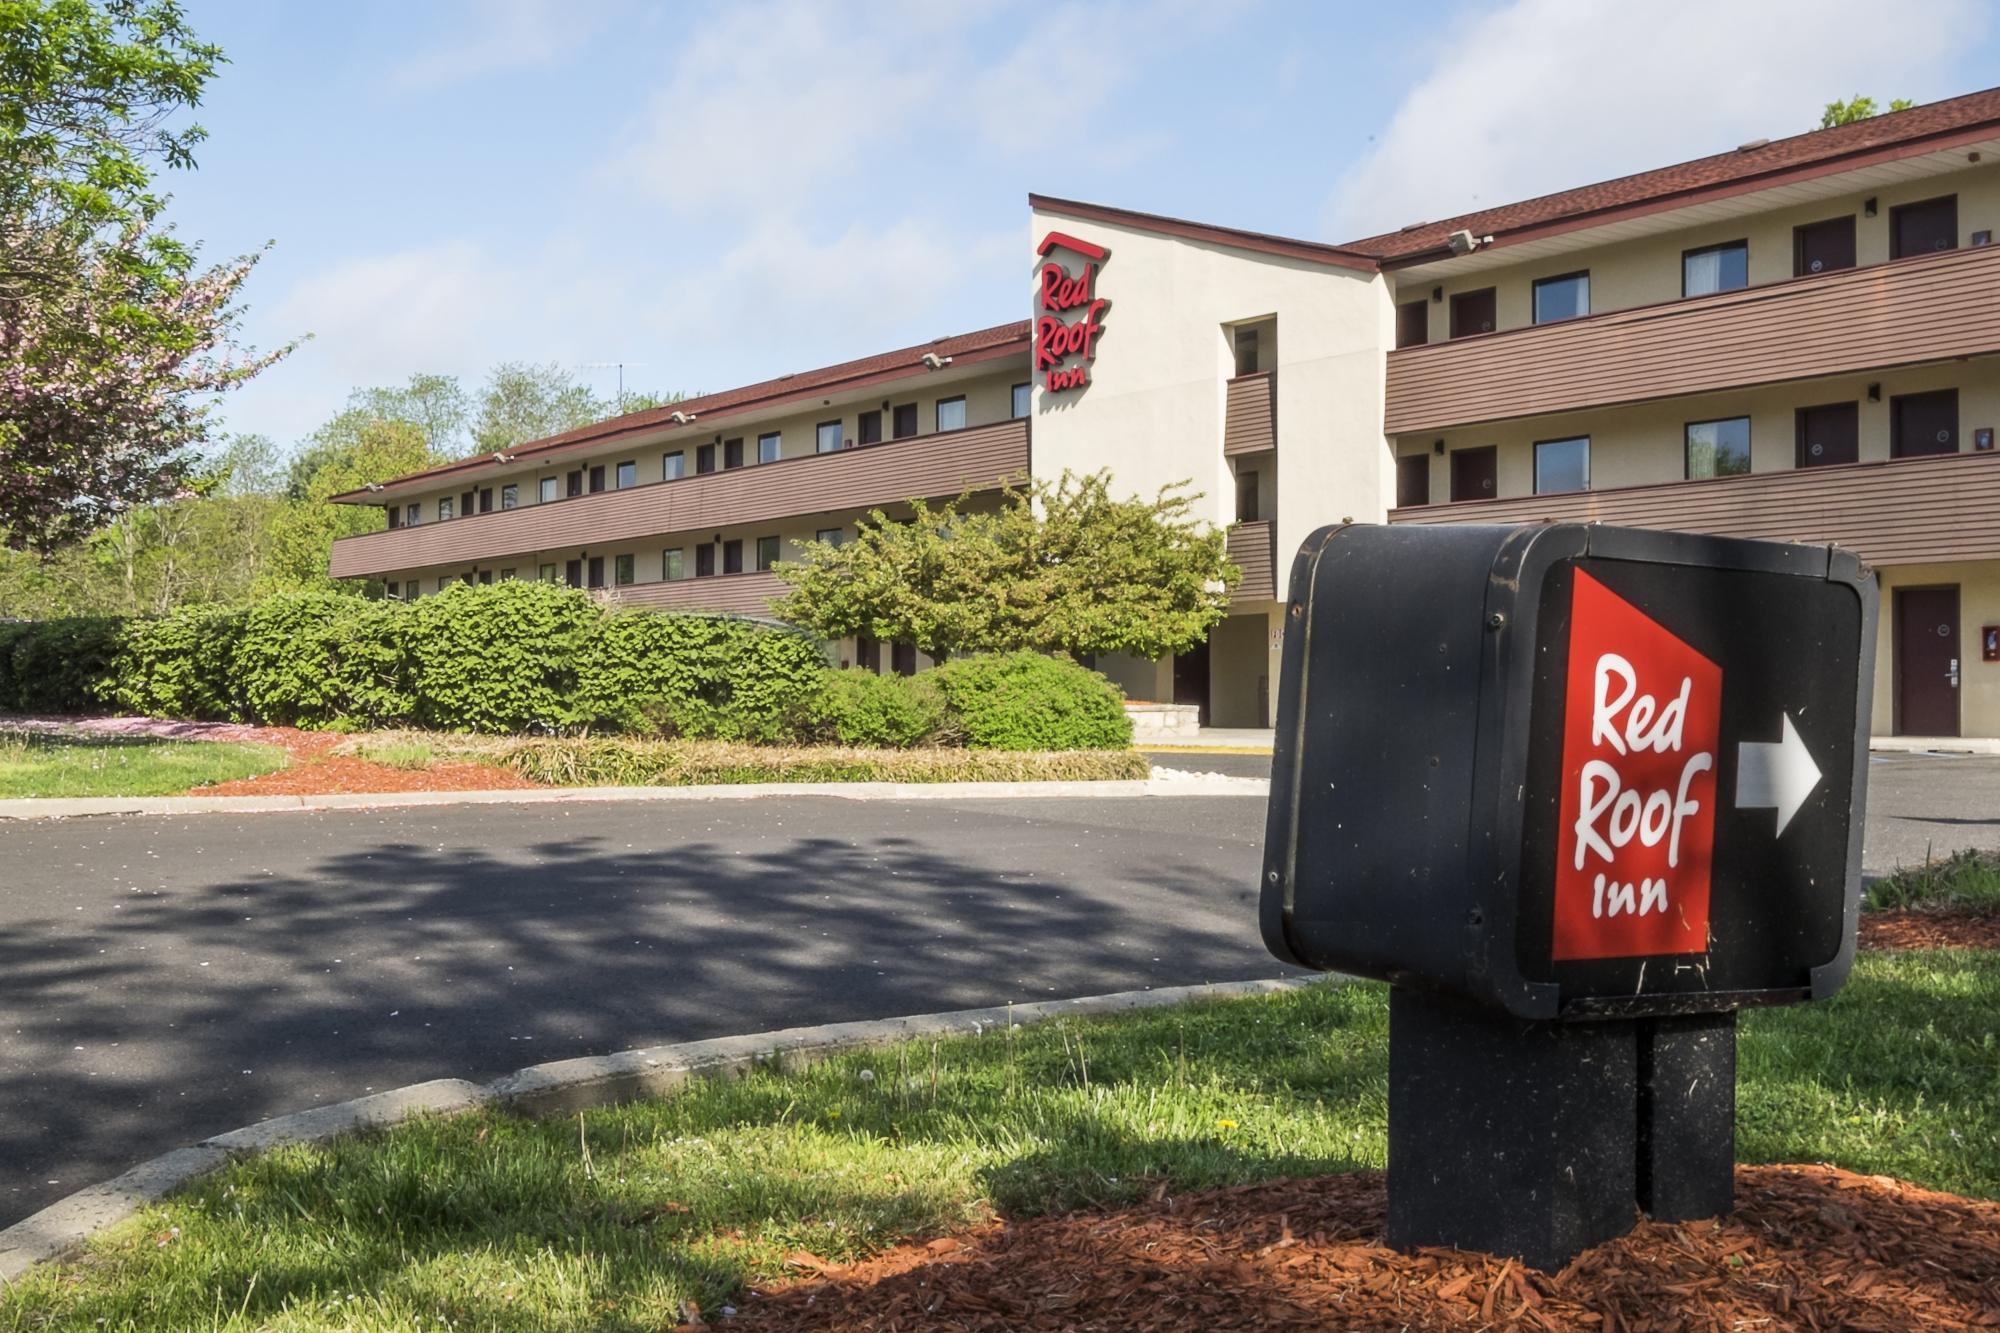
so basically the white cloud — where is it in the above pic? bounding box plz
[387,0,604,92]
[1324,0,1986,240]
[268,241,512,385]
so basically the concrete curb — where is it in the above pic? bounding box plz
[0,974,1312,1285]
[0,774,1271,822]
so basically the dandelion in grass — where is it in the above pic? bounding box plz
[1217,1119,1238,1131]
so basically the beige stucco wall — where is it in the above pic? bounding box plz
[1394,356,2000,502]
[1395,161,2000,339]
[1871,560,2000,739]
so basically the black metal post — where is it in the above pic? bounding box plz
[1636,1011,1737,1222]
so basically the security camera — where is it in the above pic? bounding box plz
[669,409,697,425]
[921,352,953,370]
[1446,229,1481,256]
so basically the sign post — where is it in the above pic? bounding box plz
[1261,522,1876,1269]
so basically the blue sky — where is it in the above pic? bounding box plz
[164,0,1998,449]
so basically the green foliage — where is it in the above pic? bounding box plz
[1865,849,2000,912]
[1820,95,1915,128]
[574,607,825,741]
[483,736,1149,786]
[472,361,613,457]
[115,604,247,720]
[777,469,1237,663]
[931,651,1131,751]
[800,669,952,748]
[6,615,127,713]
[260,418,444,592]
[407,581,599,733]
[233,590,411,729]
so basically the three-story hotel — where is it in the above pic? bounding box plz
[330,87,2000,742]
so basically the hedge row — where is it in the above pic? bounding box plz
[0,583,1134,750]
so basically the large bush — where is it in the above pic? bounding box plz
[931,651,1131,751]
[0,620,35,711]
[117,605,250,721]
[407,581,598,733]
[575,610,827,741]
[235,591,412,728]
[800,669,951,748]
[7,616,129,714]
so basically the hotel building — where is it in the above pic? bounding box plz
[331,87,2000,741]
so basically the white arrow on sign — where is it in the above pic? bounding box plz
[1735,713,1822,836]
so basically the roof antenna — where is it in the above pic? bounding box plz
[578,361,648,406]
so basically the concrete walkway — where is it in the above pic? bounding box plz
[1140,728,1275,752]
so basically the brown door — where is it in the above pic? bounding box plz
[1793,216,1855,276]
[1395,454,1430,508]
[1891,388,1958,457]
[1395,300,1429,348]
[892,404,919,438]
[1895,586,1960,737]
[1173,637,1211,726]
[1891,195,1957,259]
[1795,402,1858,467]
[858,410,883,445]
[1449,288,1496,338]
[1450,446,1497,502]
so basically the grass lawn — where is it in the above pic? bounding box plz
[3,951,1994,1331]
[1866,847,2000,912]
[0,730,287,799]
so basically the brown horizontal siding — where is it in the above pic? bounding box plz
[1227,520,1276,602]
[1388,449,2000,566]
[1384,245,2000,435]
[609,571,787,618]
[330,418,1030,579]
[1223,372,1276,457]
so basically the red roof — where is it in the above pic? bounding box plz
[1340,86,2000,263]
[334,320,1030,501]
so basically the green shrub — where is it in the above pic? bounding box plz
[799,669,951,747]
[236,590,412,728]
[116,604,250,720]
[7,617,130,714]
[0,620,35,711]
[931,651,1132,751]
[406,581,598,733]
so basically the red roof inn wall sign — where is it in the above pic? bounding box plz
[1035,231,1109,395]
[1259,522,1876,1271]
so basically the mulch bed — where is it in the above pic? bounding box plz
[713,1166,2000,1332]
[1861,906,2000,952]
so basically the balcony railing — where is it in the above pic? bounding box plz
[609,570,788,618]
[1224,371,1276,456]
[329,417,1031,580]
[1227,519,1276,601]
[1388,448,2000,567]
[1385,244,2000,435]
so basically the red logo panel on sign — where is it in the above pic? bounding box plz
[1035,231,1108,396]
[1552,571,1722,961]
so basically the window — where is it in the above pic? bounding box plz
[858,409,883,444]
[856,635,881,673]
[891,642,917,677]
[723,438,744,469]
[437,496,454,521]
[1532,272,1589,324]
[566,469,583,497]
[755,535,781,571]
[892,403,918,438]
[616,460,637,489]
[1232,327,1262,377]
[1449,288,1496,338]
[1450,447,1496,502]
[1011,382,1032,418]
[1685,417,1751,479]
[539,477,557,503]
[1794,215,1856,276]
[815,421,842,454]
[500,568,516,580]
[935,396,967,432]
[723,539,743,574]
[1234,471,1259,522]
[386,506,401,530]
[696,443,716,474]
[586,556,605,589]
[478,570,493,585]
[1683,241,1748,297]
[815,526,844,546]
[663,450,685,480]
[1688,418,1752,480]
[461,573,475,587]
[614,554,634,586]
[1395,454,1430,508]
[1395,299,1429,349]
[761,431,784,463]
[386,581,399,598]
[1891,194,1957,258]
[1534,436,1590,494]
[565,559,582,588]
[538,563,557,582]
[478,487,493,514]
[461,490,475,517]
[588,465,606,493]
[438,576,453,592]
[695,543,715,577]
[1891,388,1959,458]
[405,502,421,526]
[1795,402,1859,467]
[406,584,418,600]
[663,548,685,580]
[501,484,518,510]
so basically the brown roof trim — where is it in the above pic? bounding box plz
[333,320,1032,503]
[1029,193,1380,273]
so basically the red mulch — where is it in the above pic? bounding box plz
[709,1166,2000,1332]
[192,727,541,796]
[1862,906,2000,952]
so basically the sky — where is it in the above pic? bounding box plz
[162,0,2000,450]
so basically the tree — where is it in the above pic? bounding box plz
[775,470,1238,662]
[347,373,469,456]
[259,417,441,590]
[1820,95,1915,128]
[472,362,605,456]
